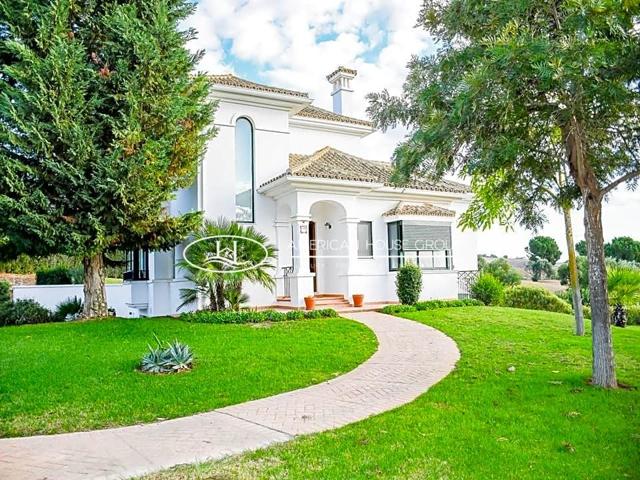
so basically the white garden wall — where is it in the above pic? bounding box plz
[12,283,133,317]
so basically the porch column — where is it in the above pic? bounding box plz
[290,215,314,306]
[273,219,291,298]
[342,217,360,303]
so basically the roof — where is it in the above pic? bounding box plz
[383,203,456,218]
[261,146,471,194]
[294,105,373,127]
[210,74,309,99]
[327,66,358,81]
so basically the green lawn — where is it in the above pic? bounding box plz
[147,307,640,480]
[0,317,376,437]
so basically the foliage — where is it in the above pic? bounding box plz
[0,299,52,326]
[0,316,375,436]
[180,308,337,325]
[481,258,521,286]
[0,280,10,303]
[477,255,487,270]
[0,0,215,316]
[604,237,640,263]
[575,240,587,257]
[607,267,640,306]
[367,0,640,387]
[626,305,640,326]
[526,255,556,282]
[140,335,194,374]
[395,263,423,305]
[53,297,83,322]
[36,266,84,285]
[470,273,504,306]
[503,286,573,315]
[381,299,483,314]
[177,218,276,312]
[528,237,562,265]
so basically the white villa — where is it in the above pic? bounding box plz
[125,67,478,315]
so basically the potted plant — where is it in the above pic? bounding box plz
[304,295,315,310]
[352,294,364,308]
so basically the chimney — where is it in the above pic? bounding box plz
[326,66,357,116]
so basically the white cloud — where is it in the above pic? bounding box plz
[185,0,640,258]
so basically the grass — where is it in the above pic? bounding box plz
[146,307,640,480]
[0,317,376,437]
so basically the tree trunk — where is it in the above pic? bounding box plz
[564,116,616,387]
[82,254,108,318]
[562,206,584,336]
[583,195,617,387]
[215,279,225,311]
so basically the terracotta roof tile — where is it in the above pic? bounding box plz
[261,147,471,194]
[383,203,456,217]
[294,105,373,127]
[210,74,309,99]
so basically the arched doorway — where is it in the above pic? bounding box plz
[309,200,348,296]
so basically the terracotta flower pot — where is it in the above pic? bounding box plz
[352,294,365,308]
[304,296,315,310]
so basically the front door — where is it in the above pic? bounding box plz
[309,221,318,292]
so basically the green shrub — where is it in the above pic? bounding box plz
[381,304,417,314]
[140,335,194,374]
[482,258,521,285]
[503,286,573,315]
[36,266,84,285]
[396,263,423,305]
[626,305,640,325]
[381,299,483,315]
[180,308,336,324]
[0,299,52,326]
[471,273,504,305]
[0,280,11,303]
[53,297,83,322]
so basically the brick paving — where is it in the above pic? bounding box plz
[0,311,459,480]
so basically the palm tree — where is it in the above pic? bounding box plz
[608,267,640,327]
[176,218,276,311]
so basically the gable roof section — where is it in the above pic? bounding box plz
[261,146,471,194]
[294,105,373,127]
[210,74,309,99]
[383,203,456,218]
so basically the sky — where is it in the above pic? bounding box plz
[186,0,640,260]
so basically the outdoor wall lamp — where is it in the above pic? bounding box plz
[324,222,332,230]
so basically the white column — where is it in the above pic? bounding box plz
[290,215,314,306]
[342,217,360,303]
[273,220,291,298]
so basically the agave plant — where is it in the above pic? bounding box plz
[140,335,194,373]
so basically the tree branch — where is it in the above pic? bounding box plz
[602,167,640,196]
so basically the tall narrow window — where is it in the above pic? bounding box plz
[235,117,254,222]
[357,221,373,258]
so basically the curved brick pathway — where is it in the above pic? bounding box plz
[0,312,459,480]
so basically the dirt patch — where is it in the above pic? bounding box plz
[0,273,36,286]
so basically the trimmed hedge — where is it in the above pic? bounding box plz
[0,280,10,304]
[503,286,573,315]
[470,273,504,305]
[0,299,53,326]
[396,263,423,305]
[36,266,84,285]
[180,308,338,324]
[381,298,484,314]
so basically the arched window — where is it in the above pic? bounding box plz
[235,117,254,222]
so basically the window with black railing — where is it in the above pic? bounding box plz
[387,221,453,271]
[123,249,149,281]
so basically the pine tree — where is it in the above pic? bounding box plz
[0,0,215,317]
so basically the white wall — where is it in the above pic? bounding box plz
[12,284,133,317]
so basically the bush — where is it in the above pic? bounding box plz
[626,305,640,325]
[53,297,83,322]
[396,263,423,305]
[180,308,336,324]
[36,266,84,285]
[140,336,194,374]
[0,280,11,303]
[381,299,483,315]
[482,258,521,286]
[0,299,52,326]
[470,273,504,305]
[503,286,573,315]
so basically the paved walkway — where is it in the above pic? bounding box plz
[0,312,460,480]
